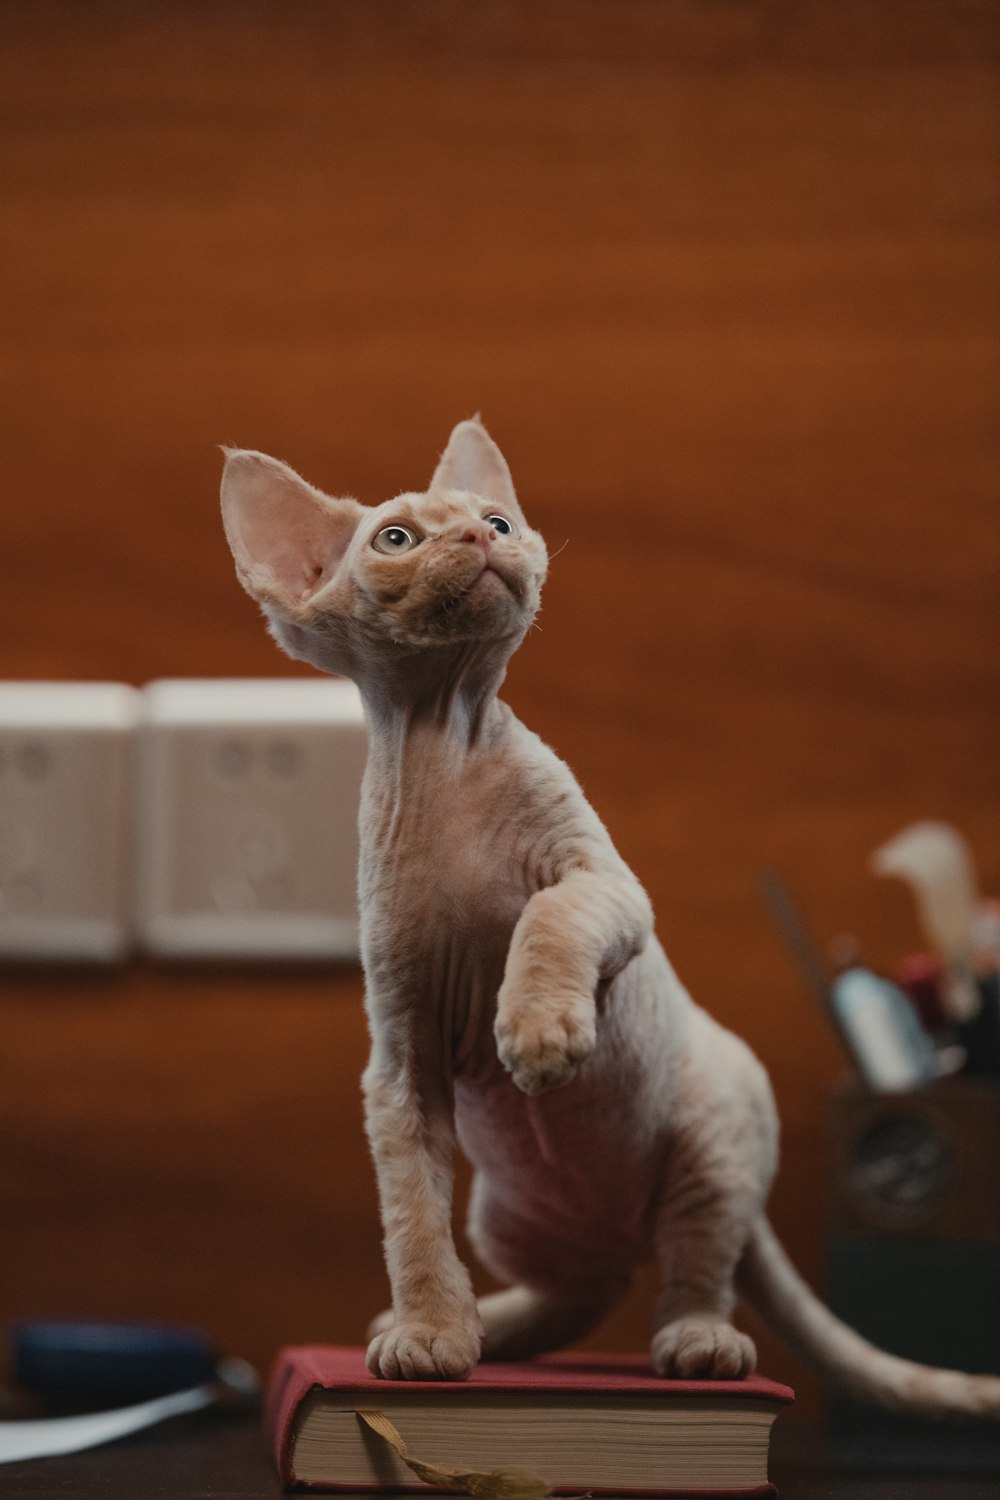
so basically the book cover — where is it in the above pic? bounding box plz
[267,1345,793,1497]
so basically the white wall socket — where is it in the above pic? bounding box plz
[137,678,367,960]
[0,682,139,961]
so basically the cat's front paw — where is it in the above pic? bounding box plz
[651,1318,757,1380]
[366,1321,481,1381]
[495,996,596,1095]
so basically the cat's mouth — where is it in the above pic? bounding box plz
[470,559,518,598]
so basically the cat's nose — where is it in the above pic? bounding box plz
[460,523,497,550]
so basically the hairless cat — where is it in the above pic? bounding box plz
[222,418,999,1419]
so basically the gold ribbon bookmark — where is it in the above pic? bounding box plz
[356,1409,554,1499]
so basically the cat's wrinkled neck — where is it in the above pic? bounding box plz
[356,636,516,763]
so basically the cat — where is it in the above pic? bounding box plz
[222,417,1000,1419]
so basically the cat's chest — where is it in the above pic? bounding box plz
[359,805,530,1055]
[357,722,601,1006]
[362,811,536,994]
[360,763,550,946]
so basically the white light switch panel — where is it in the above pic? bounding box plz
[137,678,367,960]
[0,682,139,961]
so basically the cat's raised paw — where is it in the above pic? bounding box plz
[495,1001,596,1095]
[651,1318,757,1380]
[365,1321,480,1381]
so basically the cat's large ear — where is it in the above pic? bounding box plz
[429,417,526,527]
[220,449,364,614]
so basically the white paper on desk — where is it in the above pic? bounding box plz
[0,1382,216,1464]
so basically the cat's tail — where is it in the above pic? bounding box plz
[738,1216,1000,1420]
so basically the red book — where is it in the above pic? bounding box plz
[267,1345,793,1497]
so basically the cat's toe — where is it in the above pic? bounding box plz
[496,1004,596,1095]
[651,1318,756,1380]
[366,1322,480,1381]
[511,1052,579,1095]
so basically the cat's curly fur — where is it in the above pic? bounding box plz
[222,418,1000,1418]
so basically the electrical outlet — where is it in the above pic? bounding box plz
[0,682,139,961]
[137,678,367,960]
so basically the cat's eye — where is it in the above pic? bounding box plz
[486,514,518,538]
[372,525,420,556]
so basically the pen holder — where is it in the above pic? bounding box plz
[825,1076,1000,1461]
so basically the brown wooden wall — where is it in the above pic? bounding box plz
[1,3,998,1418]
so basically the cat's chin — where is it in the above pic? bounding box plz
[372,563,535,650]
[413,579,534,647]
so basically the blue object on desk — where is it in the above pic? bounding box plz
[2,1321,259,1466]
[12,1322,218,1410]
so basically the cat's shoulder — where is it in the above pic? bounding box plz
[487,706,620,855]
[491,705,590,801]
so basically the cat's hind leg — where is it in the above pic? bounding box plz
[651,1027,778,1380]
[476,1281,626,1360]
[368,1281,622,1361]
[465,1176,630,1360]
